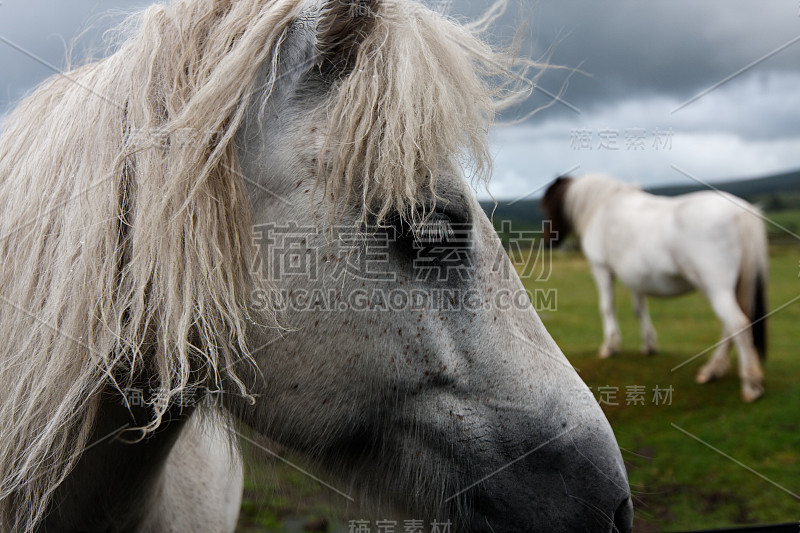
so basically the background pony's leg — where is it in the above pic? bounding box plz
[702,289,764,402]
[591,264,621,358]
[696,326,732,384]
[632,291,657,355]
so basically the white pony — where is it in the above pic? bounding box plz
[542,174,768,402]
[0,1,633,531]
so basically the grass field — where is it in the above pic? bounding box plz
[236,243,800,532]
[528,244,800,532]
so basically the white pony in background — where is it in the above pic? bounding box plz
[542,174,768,402]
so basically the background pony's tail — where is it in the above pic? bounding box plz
[735,206,769,361]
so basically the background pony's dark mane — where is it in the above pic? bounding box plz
[541,175,574,245]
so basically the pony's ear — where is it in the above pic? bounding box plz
[316,0,379,77]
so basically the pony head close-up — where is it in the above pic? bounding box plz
[0,0,632,531]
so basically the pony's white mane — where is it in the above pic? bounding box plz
[0,1,299,527]
[564,174,639,234]
[0,0,542,528]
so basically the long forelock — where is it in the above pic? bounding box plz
[320,0,545,230]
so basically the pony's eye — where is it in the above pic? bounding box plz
[381,208,473,274]
[390,211,472,252]
[414,213,456,244]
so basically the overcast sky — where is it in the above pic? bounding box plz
[1,0,799,200]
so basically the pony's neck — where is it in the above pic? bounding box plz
[564,175,634,235]
[42,389,193,532]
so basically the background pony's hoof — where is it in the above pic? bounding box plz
[695,363,728,384]
[641,345,658,356]
[742,383,764,403]
[695,369,717,384]
[598,346,616,359]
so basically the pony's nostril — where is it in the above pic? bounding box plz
[612,496,633,533]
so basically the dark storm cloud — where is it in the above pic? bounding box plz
[447,1,800,120]
[2,0,799,198]
[2,0,800,138]
[3,1,800,108]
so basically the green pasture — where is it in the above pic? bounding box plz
[526,243,800,532]
[765,210,800,244]
[236,243,800,532]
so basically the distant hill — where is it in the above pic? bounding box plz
[480,169,800,235]
[648,169,800,206]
